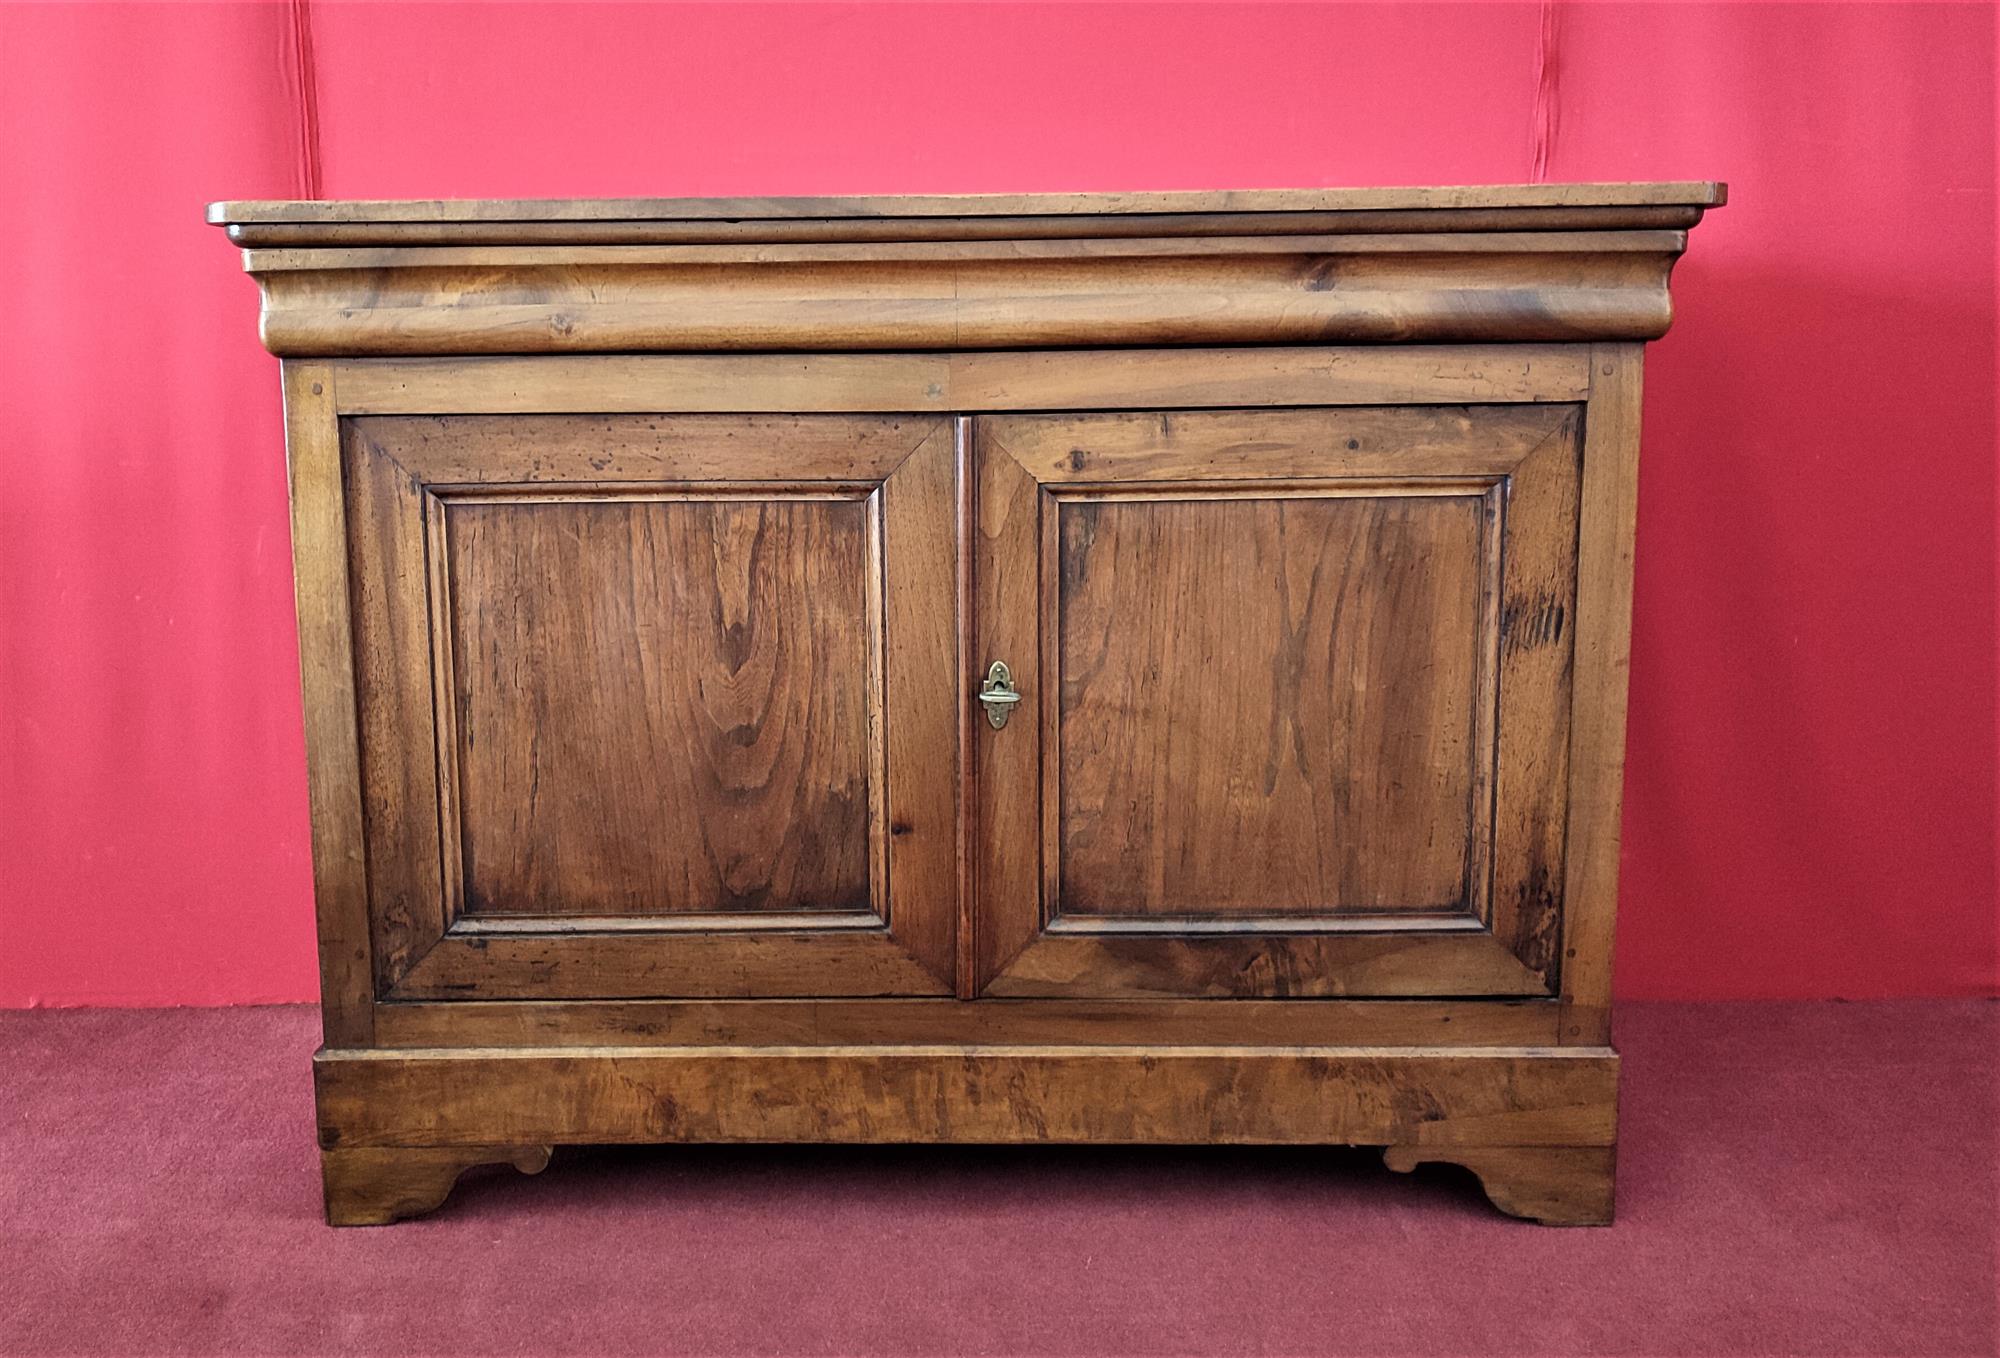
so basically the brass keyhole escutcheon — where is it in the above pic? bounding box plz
[977,661,1022,730]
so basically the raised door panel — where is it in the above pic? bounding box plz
[972,406,1580,998]
[344,414,956,999]
[1057,493,1484,917]
[447,496,874,919]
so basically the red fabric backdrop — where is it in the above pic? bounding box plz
[1,2,1992,1006]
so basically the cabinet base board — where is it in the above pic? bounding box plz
[314,1043,1617,1225]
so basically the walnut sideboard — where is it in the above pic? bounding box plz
[209,184,1721,1226]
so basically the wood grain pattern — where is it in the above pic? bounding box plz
[446,494,874,917]
[314,1044,1619,1150]
[343,413,954,998]
[321,1144,552,1226]
[238,245,1689,355]
[216,189,1720,358]
[211,182,1726,227]
[244,231,1691,271]
[370,997,1565,1049]
[330,346,1593,417]
[982,404,1574,484]
[1382,1144,1615,1226]
[353,412,928,485]
[1486,412,1584,982]
[389,929,950,1001]
[974,407,1571,998]
[1056,492,1485,917]
[221,206,1710,249]
[879,429,960,984]
[971,428,1047,988]
[281,364,374,1046]
[954,418,979,999]
[981,931,1548,999]
[1559,345,1646,1042]
[343,426,448,988]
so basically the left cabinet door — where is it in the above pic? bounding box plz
[335,413,957,999]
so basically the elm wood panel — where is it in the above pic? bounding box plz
[281,364,373,1047]
[242,248,1686,355]
[369,998,1566,1049]
[330,346,1594,417]
[446,496,875,917]
[353,412,931,485]
[347,413,955,996]
[322,1145,551,1227]
[225,206,1710,249]
[210,181,1727,225]
[246,229,1692,271]
[982,932,1549,999]
[1382,1145,1615,1226]
[970,436,1046,987]
[1055,493,1485,918]
[1486,413,1584,982]
[313,1044,1620,1149]
[973,408,1573,997]
[324,1137,1614,1228]
[1560,346,1647,1044]
[880,431,960,984]
[986,404,1575,484]
[954,418,979,999]
[389,929,950,1000]
[342,427,451,982]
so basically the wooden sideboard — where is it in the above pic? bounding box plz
[210,184,1721,1226]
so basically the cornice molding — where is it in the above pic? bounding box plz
[211,187,1722,356]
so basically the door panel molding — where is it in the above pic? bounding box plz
[345,414,957,999]
[972,406,1581,998]
[429,484,883,923]
[1042,481,1503,925]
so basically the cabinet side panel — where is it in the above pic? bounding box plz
[282,363,373,1045]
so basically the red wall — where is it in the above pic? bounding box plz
[1,3,1992,1006]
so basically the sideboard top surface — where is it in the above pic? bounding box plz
[209,182,1726,227]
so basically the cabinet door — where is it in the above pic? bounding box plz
[971,406,1581,998]
[346,414,956,999]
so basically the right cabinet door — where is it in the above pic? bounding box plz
[971,405,1583,998]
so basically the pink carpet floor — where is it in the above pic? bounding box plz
[1,1001,1994,1357]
